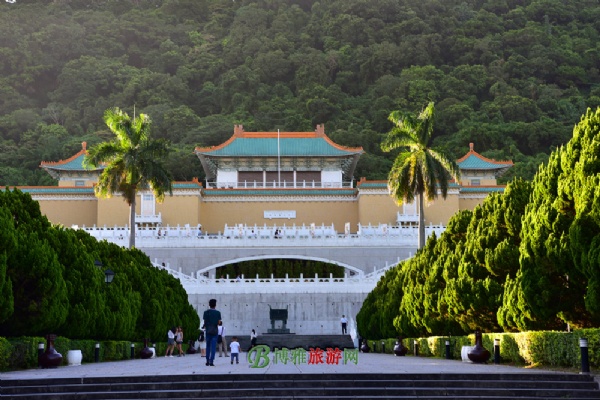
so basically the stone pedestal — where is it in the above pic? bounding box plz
[267,328,291,334]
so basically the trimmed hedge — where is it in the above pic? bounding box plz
[365,329,599,370]
[0,335,187,371]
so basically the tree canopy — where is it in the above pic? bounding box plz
[84,107,173,248]
[0,188,199,340]
[382,102,460,248]
[0,0,599,185]
[357,107,600,339]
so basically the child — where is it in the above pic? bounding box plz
[230,336,240,364]
[198,329,206,356]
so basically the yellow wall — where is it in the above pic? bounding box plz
[32,187,496,233]
[38,199,98,227]
[357,193,400,226]
[199,200,359,233]
[422,192,461,225]
[157,195,200,226]
[459,197,486,212]
[97,197,131,226]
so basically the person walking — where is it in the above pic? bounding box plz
[202,298,221,366]
[340,315,348,334]
[250,329,257,350]
[165,326,176,357]
[175,326,184,357]
[217,320,228,357]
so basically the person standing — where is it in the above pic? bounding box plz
[203,298,221,366]
[340,315,348,334]
[250,329,257,350]
[175,326,184,357]
[165,327,176,357]
[230,337,241,364]
[217,321,228,357]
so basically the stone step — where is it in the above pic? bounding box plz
[2,373,599,400]
[229,334,355,351]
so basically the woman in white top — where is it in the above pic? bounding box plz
[175,326,184,357]
[165,327,175,357]
[250,329,257,350]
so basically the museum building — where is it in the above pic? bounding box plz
[16,124,512,233]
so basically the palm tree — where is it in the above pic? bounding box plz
[84,107,173,248]
[381,102,460,249]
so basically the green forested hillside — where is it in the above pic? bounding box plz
[0,0,599,185]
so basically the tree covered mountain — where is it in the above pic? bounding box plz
[0,0,598,185]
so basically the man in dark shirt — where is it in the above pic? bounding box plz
[203,298,222,366]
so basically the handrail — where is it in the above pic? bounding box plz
[205,181,355,189]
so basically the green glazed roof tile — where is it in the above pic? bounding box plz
[198,138,361,157]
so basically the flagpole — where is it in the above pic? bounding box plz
[277,129,281,187]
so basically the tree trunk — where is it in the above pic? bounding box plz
[128,197,136,249]
[418,193,425,249]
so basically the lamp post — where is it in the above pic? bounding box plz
[104,269,115,284]
[95,260,115,285]
[580,338,590,374]
[494,338,501,364]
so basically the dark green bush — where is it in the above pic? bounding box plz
[366,328,600,370]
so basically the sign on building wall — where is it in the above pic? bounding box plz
[264,210,296,219]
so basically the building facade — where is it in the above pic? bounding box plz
[17,126,512,233]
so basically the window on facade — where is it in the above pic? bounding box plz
[471,179,480,186]
[75,180,85,186]
[265,171,294,187]
[238,171,263,186]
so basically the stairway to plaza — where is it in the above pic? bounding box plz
[236,334,355,351]
[3,372,599,399]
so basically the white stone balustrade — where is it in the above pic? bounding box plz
[152,260,403,293]
[77,222,446,248]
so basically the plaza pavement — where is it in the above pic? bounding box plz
[0,351,586,381]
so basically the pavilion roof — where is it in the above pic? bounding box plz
[39,142,104,172]
[194,124,363,157]
[457,143,513,172]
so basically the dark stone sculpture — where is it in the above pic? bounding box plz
[393,336,408,356]
[360,341,370,353]
[267,305,290,334]
[140,338,154,359]
[467,330,491,363]
[186,339,197,355]
[39,334,63,369]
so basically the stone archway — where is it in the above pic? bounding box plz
[195,254,364,279]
